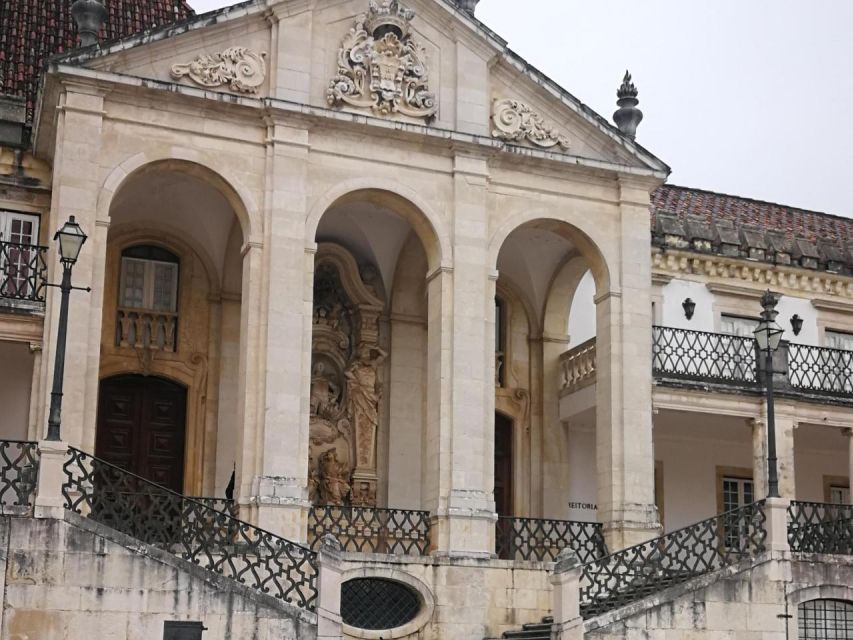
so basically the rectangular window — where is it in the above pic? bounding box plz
[826,330,853,352]
[719,471,754,550]
[119,257,178,312]
[0,210,41,300]
[720,314,758,338]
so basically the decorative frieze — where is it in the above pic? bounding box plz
[327,0,437,120]
[491,98,570,150]
[170,46,267,94]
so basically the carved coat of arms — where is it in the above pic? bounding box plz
[327,0,437,120]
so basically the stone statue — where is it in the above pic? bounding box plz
[345,343,386,466]
[310,361,340,418]
[318,449,351,506]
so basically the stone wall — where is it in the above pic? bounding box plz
[0,514,316,640]
[584,552,853,639]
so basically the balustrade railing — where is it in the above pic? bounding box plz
[0,440,39,514]
[308,505,431,556]
[580,501,766,618]
[788,500,853,555]
[495,516,606,564]
[63,447,317,610]
[787,343,853,396]
[116,307,178,352]
[0,240,48,305]
[652,326,758,384]
[559,338,597,394]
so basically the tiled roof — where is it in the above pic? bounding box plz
[0,0,195,123]
[652,184,853,245]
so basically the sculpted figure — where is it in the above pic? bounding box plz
[345,344,386,438]
[310,361,340,418]
[318,449,351,506]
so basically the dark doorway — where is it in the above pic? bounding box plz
[494,412,513,517]
[96,375,187,493]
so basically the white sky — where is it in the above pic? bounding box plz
[189,0,853,217]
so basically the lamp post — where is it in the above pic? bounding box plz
[753,290,784,498]
[46,216,88,441]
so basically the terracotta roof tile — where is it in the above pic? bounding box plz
[652,184,853,245]
[0,0,194,123]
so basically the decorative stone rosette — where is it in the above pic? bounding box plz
[327,0,437,120]
[491,98,570,150]
[170,46,267,94]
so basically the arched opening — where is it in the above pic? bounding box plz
[96,374,187,492]
[798,599,853,638]
[100,159,248,497]
[308,189,441,510]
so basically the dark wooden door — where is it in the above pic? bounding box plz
[494,412,513,517]
[96,375,187,493]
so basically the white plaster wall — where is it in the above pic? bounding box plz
[565,422,598,522]
[0,341,33,440]
[794,425,848,502]
[660,279,715,332]
[568,270,596,347]
[776,295,819,346]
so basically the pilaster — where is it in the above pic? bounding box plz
[845,429,853,503]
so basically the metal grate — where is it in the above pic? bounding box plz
[798,599,853,639]
[788,501,853,555]
[308,505,431,555]
[788,343,853,396]
[0,240,48,303]
[63,446,317,610]
[652,326,758,384]
[580,501,767,619]
[0,440,39,515]
[495,517,606,564]
[341,578,421,630]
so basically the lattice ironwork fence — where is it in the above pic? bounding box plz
[0,440,39,515]
[788,501,853,555]
[308,505,431,555]
[652,326,758,384]
[788,343,853,396]
[341,578,421,630]
[63,447,317,610]
[580,501,767,618]
[495,517,606,564]
[0,240,48,303]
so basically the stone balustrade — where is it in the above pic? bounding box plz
[116,306,178,352]
[559,338,597,395]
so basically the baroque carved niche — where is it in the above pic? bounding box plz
[308,244,385,508]
[170,46,267,94]
[327,0,437,120]
[491,98,570,150]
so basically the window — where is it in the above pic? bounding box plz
[823,331,853,393]
[654,460,665,529]
[829,485,851,505]
[826,330,853,352]
[495,296,506,386]
[117,246,180,351]
[0,210,41,300]
[717,469,754,550]
[720,314,758,338]
[798,599,853,639]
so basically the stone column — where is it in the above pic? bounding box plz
[750,418,768,501]
[751,406,796,500]
[595,178,660,550]
[316,535,344,640]
[429,154,495,556]
[38,84,108,450]
[34,440,69,519]
[240,121,312,541]
[845,429,853,504]
[550,549,584,640]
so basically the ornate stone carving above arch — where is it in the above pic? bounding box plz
[309,243,386,507]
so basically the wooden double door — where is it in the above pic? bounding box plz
[96,375,187,493]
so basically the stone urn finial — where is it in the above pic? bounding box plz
[71,0,107,47]
[613,70,643,140]
[456,0,480,15]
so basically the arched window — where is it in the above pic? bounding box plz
[798,599,853,639]
[117,245,180,351]
[495,296,506,386]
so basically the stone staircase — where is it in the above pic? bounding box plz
[497,615,553,640]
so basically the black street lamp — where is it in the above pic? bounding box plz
[753,290,784,498]
[46,216,89,441]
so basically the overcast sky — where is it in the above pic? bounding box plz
[190,0,853,217]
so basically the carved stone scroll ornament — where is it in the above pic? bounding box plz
[327,0,437,120]
[491,98,570,150]
[170,46,267,94]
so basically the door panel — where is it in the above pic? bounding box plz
[494,413,513,517]
[96,375,187,493]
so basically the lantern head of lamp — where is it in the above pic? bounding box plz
[753,290,784,352]
[682,298,696,321]
[54,216,88,265]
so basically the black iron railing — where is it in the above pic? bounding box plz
[580,501,767,618]
[63,447,317,610]
[0,440,39,514]
[308,505,431,556]
[652,326,758,384]
[788,343,853,396]
[788,500,853,555]
[0,240,48,304]
[495,517,606,564]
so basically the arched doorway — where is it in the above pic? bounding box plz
[494,412,514,517]
[96,374,187,492]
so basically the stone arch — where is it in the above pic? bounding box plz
[488,211,612,297]
[305,179,452,271]
[97,150,260,244]
[544,254,593,341]
[789,585,853,606]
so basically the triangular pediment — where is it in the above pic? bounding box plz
[51,0,667,173]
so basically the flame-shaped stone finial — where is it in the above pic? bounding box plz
[613,70,643,140]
